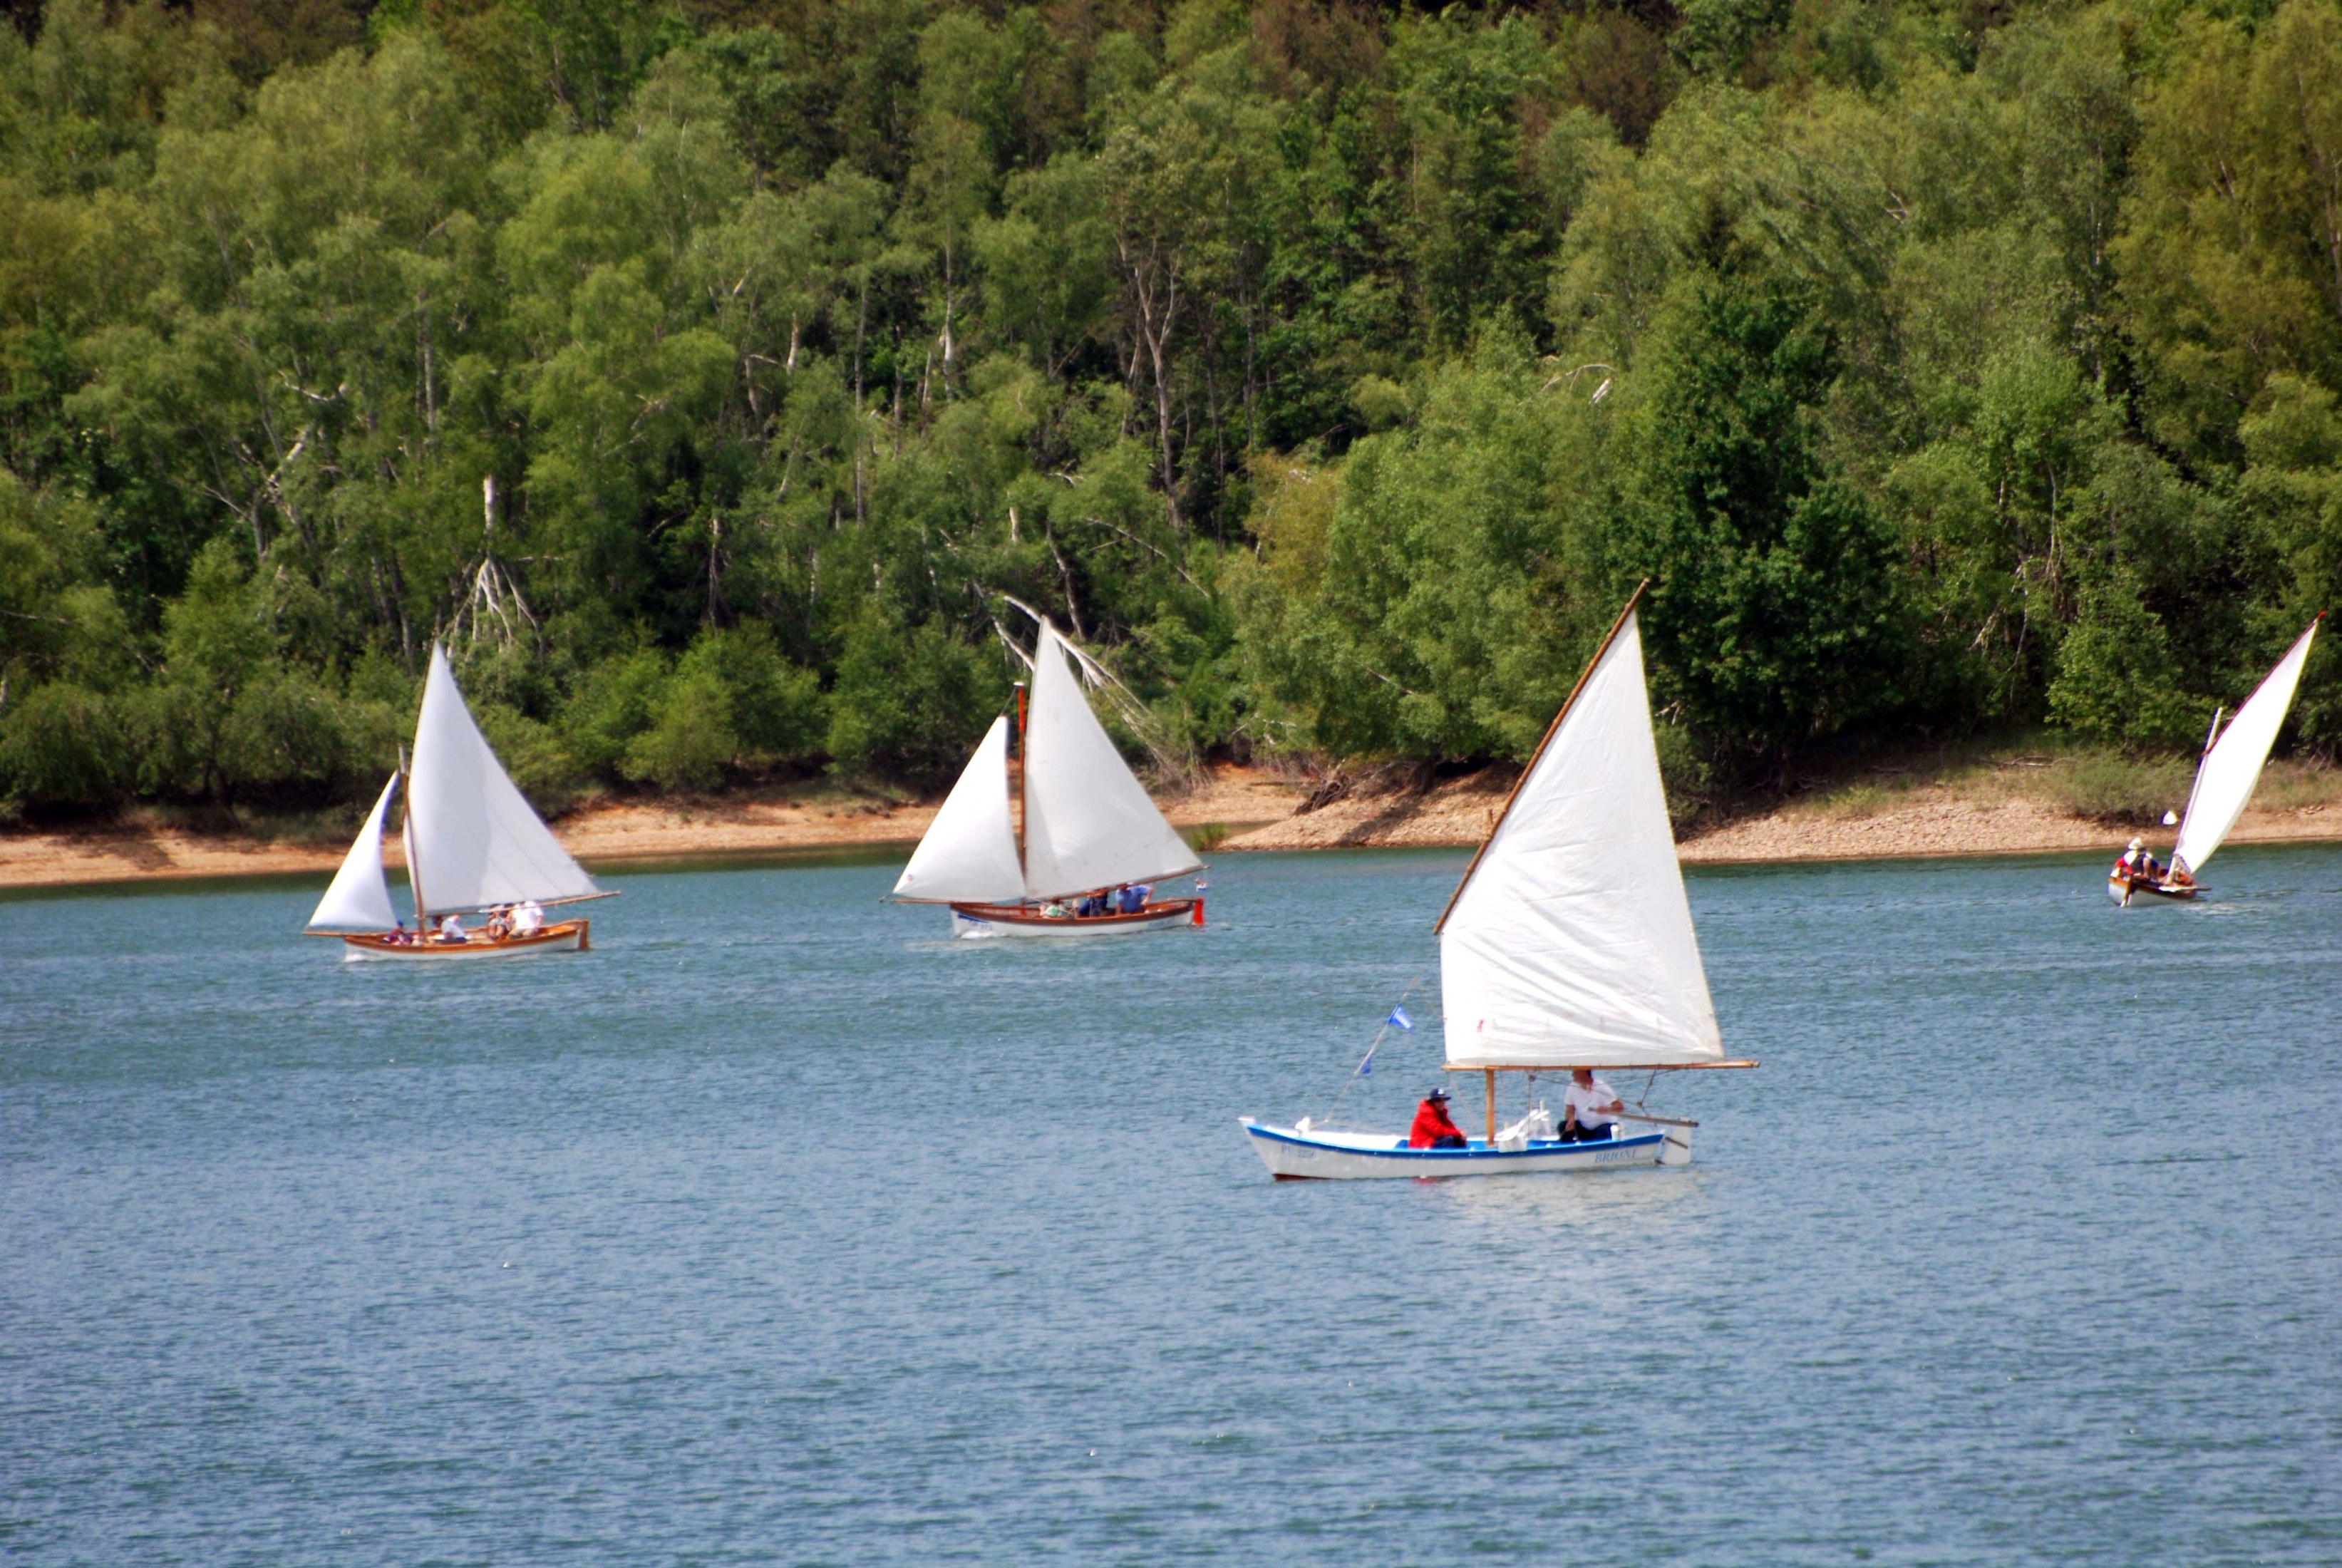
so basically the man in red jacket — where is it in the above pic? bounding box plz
[1409,1086,1468,1148]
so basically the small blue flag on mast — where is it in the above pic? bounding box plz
[1386,1004,1414,1031]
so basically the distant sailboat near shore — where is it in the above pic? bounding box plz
[306,644,613,960]
[2110,616,2322,905]
[890,620,1204,939]
[1242,584,1755,1180]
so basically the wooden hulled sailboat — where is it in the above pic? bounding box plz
[2111,617,2322,904]
[1242,587,1755,1180]
[891,621,1204,938]
[306,645,612,960]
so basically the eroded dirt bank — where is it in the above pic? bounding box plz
[9,756,2342,892]
[0,766,1310,890]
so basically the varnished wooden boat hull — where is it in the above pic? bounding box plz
[947,899,1199,939]
[339,919,590,961]
[2108,872,2197,904]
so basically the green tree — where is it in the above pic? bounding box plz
[1611,267,1908,767]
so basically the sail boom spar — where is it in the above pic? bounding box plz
[1443,1060,1760,1073]
[421,889,618,916]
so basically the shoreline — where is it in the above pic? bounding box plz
[7,761,2342,894]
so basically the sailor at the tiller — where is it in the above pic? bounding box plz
[1559,1068,1623,1142]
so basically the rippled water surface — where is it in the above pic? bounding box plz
[4,844,2339,1564]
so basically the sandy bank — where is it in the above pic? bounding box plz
[10,753,2342,893]
[0,765,1310,892]
[1217,763,2342,862]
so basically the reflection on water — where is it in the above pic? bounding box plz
[2,843,2339,1564]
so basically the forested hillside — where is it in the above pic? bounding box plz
[3,0,2340,820]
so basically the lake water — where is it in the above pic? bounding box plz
[3,844,2338,1564]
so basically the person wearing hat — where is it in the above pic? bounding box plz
[1409,1086,1469,1148]
[2116,836,2164,884]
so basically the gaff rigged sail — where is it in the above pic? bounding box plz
[405,644,600,913]
[1018,623,1200,901]
[1438,609,1723,1070]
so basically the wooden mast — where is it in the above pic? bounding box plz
[1485,1068,1497,1146]
[1436,579,1649,934]
[398,744,425,937]
[1012,677,1030,883]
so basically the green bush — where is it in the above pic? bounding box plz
[624,664,737,790]
[217,675,361,798]
[825,611,1008,785]
[476,703,589,811]
[2047,575,2202,751]
[680,623,825,762]
[2052,754,2197,825]
[0,682,130,808]
[562,647,671,774]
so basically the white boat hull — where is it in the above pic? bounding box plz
[338,922,589,961]
[1239,1118,1690,1180]
[950,900,1198,939]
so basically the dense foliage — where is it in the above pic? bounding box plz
[3,0,2341,817]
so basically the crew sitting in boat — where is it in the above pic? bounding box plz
[1040,899,1071,919]
[437,912,468,943]
[514,899,545,936]
[2115,837,2164,882]
[1409,1086,1468,1148]
[1559,1068,1623,1142]
[1075,891,1107,917]
[485,904,512,939]
[1116,883,1150,914]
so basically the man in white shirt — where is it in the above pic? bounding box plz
[438,912,468,943]
[1560,1068,1623,1143]
[514,899,545,936]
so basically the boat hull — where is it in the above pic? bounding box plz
[338,920,590,961]
[1240,1118,1688,1180]
[2108,873,2197,904]
[949,899,1199,939]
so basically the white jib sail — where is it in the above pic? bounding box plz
[2174,619,2320,875]
[1019,623,1202,901]
[307,770,401,931]
[1440,611,1723,1068]
[406,644,602,912]
[892,714,1026,902]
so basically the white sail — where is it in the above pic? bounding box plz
[1439,610,1723,1068]
[892,714,1026,903]
[406,644,601,912]
[1020,623,1202,900]
[306,771,401,931]
[2173,619,2320,875]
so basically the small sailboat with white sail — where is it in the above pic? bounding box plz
[2110,616,2322,904]
[305,644,613,959]
[890,620,1204,938]
[1242,586,1755,1180]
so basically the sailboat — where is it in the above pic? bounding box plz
[306,644,612,959]
[1241,586,1755,1179]
[890,620,1204,938]
[2110,617,2322,904]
